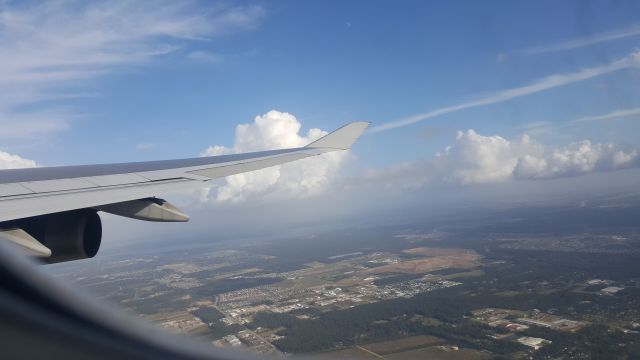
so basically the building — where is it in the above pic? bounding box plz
[517,336,552,350]
[587,279,607,286]
[505,323,529,332]
[223,335,243,347]
[600,286,624,295]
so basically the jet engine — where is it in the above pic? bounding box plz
[0,198,187,264]
[4,209,102,264]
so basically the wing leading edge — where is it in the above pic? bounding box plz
[0,121,369,223]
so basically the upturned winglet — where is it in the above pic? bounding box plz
[305,121,369,150]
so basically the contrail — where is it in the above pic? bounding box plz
[370,51,640,133]
[573,107,640,123]
[519,24,640,55]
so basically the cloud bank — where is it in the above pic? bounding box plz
[436,130,639,184]
[200,110,347,203]
[356,130,640,193]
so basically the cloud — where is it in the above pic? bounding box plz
[0,150,37,169]
[436,130,639,184]
[519,24,640,55]
[135,143,155,150]
[200,110,348,203]
[0,1,265,139]
[370,51,640,132]
[187,51,224,63]
[0,109,71,139]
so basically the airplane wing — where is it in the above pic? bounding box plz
[0,122,368,262]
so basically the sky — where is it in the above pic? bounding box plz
[2,0,640,249]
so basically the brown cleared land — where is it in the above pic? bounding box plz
[361,335,443,355]
[385,346,491,360]
[402,247,479,258]
[317,346,381,359]
[364,248,481,275]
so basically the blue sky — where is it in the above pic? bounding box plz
[2,0,640,210]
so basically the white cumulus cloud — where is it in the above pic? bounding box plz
[0,150,36,169]
[436,130,639,184]
[200,110,348,203]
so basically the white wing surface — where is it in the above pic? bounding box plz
[0,122,368,223]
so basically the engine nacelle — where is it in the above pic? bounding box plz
[16,209,102,264]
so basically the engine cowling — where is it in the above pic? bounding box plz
[16,209,102,264]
